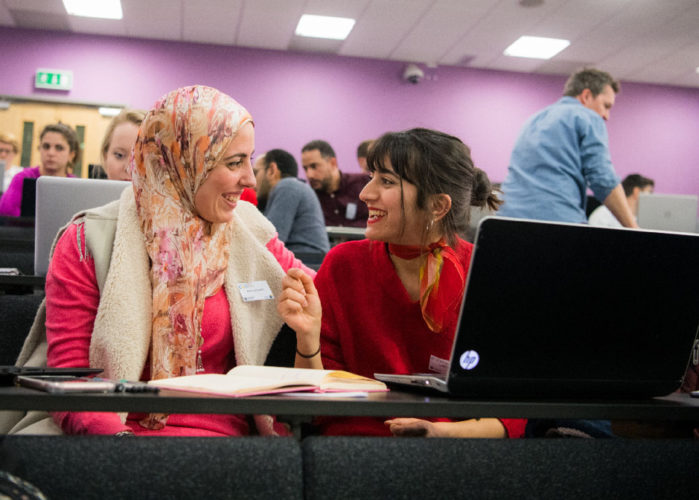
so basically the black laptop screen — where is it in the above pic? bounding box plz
[448,217,699,397]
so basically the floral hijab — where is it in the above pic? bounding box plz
[130,86,252,429]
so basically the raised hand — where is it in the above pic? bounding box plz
[277,268,322,367]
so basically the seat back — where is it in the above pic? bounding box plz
[302,437,699,500]
[0,436,303,500]
[0,294,44,365]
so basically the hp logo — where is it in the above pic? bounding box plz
[459,350,480,370]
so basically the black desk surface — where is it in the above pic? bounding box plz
[0,274,44,287]
[1,386,697,421]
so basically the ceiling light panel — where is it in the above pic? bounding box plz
[504,35,570,59]
[63,0,123,19]
[295,14,355,40]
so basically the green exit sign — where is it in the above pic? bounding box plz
[35,69,74,90]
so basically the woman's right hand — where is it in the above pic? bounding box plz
[277,268,322,354]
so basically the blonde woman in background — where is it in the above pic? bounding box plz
[0,132,22,192]
[100,109,145,181]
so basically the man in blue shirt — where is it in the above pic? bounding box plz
[499,68,637,228]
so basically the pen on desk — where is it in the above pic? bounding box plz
[93,378,160,393]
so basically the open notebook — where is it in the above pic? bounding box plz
[375,217,699,399]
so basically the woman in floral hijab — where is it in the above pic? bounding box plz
[41,86,314,436]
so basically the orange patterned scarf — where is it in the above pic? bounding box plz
[131,86,252,429]
[388,240,465,332]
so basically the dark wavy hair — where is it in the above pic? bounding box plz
[39,123,81,167]
[366,128,500,247]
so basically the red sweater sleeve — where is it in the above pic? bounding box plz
[500,419,526,438]
[45,222,129,435]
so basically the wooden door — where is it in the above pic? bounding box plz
[0,101,114,178]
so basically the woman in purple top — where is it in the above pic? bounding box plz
[0,123,79,217]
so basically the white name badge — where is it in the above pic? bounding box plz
[429,355,450,376]
[345,202,357,220]
[237,281,274,302]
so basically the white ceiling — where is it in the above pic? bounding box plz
[1,0,698,88]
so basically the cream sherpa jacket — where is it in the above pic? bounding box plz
[1,187,286,435]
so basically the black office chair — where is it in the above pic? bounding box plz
[586,195,602,217]
[265,323,296,368]
[19,178,37,218]
[302,437,699,500]
[88,163,108,179]
[0,436,303,500]
[0,294,44,365]
[0,252,34,276]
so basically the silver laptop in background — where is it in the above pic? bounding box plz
[638,193,698,233]
[0,160,6,193]
[34,176,129,276]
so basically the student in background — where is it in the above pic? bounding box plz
[0,132,22,192]
[0,123,79,217]
[100,109,145,181]
[498,68,637,228]
[279,128,526,438]
[252,153,270,211]
[356,139,373,174]
[301,139,369,227]
[588,173,654,227]
[261,148,329,255]
[6,85,314,436]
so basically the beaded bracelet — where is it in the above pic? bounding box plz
[296,345,321,358]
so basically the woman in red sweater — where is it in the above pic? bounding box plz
[279,128,526,438]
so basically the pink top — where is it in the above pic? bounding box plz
[0,166,75,217]
[46,222,314,436]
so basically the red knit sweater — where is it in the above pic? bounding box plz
[315,238,526,438]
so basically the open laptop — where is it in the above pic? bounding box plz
[34,176,129,276]
[375,217,699,399]
[637,193,698,233]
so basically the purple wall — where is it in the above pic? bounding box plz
[1,27,698,199]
